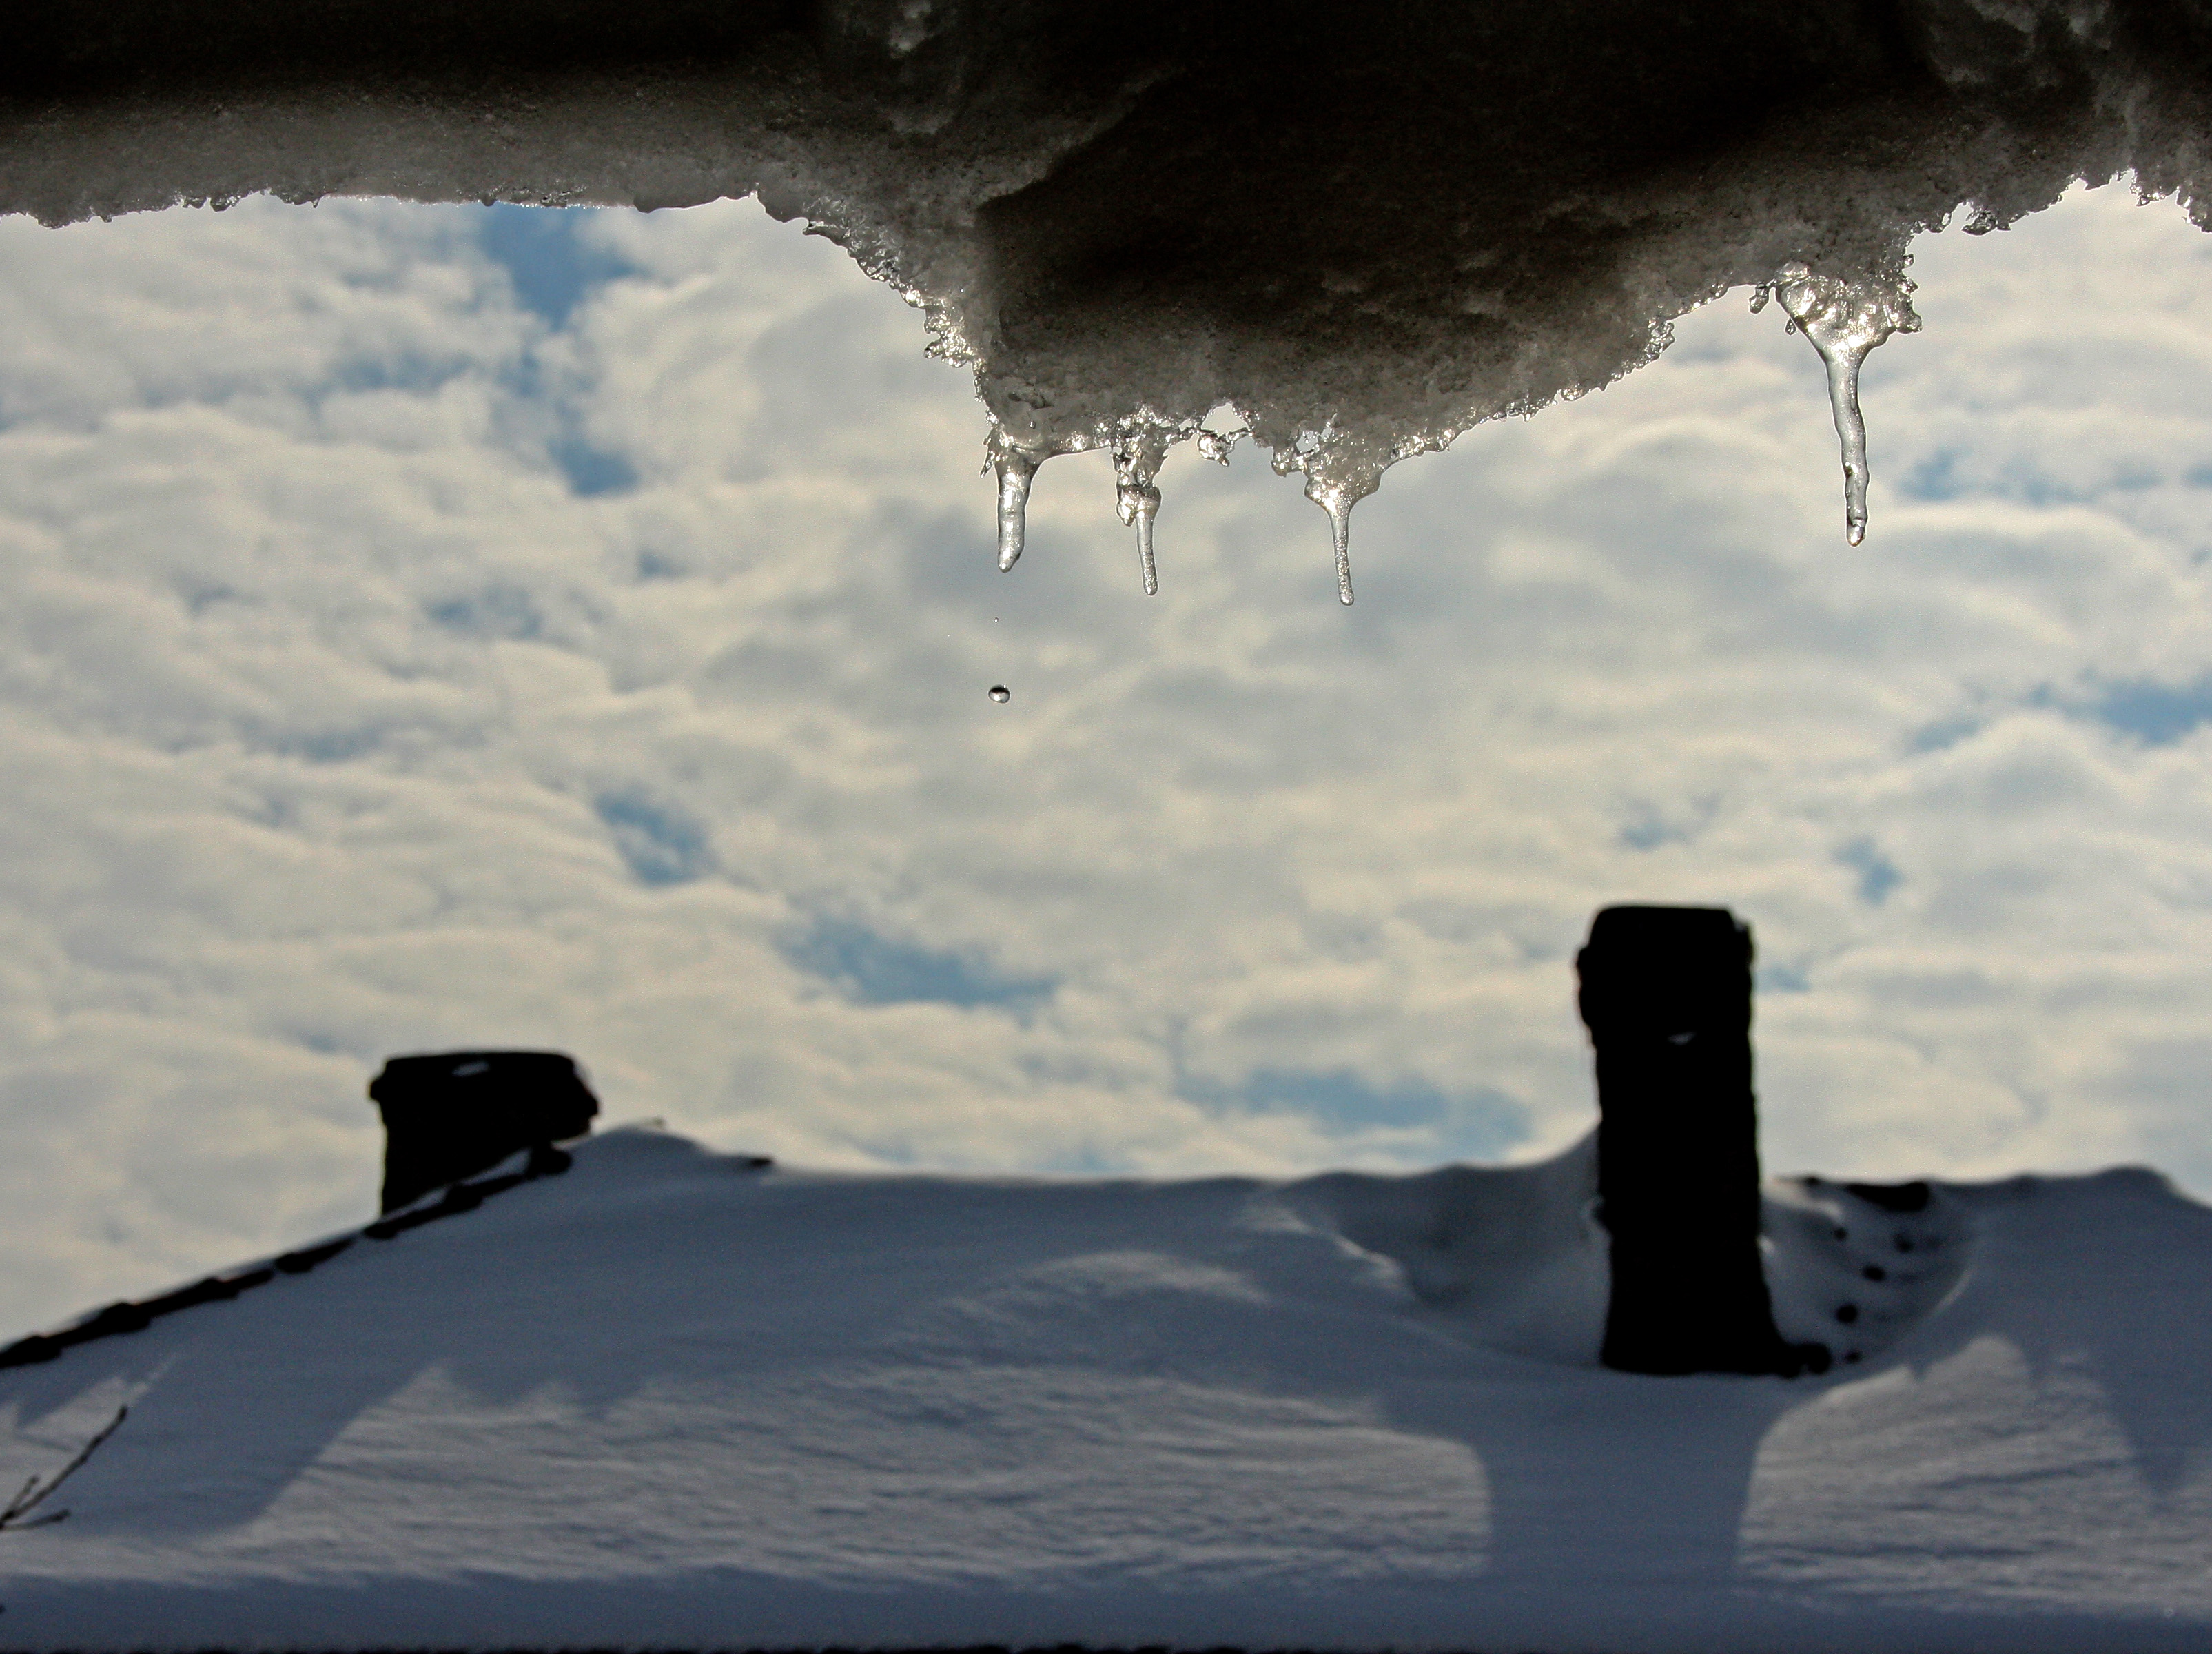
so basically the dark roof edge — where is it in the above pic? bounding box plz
[0,1141,587,1374]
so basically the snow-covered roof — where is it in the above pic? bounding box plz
[3,1125,2209,1649]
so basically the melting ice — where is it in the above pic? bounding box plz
[991,438,1041,574]
[1112,425,1168,597]
[985,261,1929,602]
[1768,265,1923,546]
[5,0,2206,593]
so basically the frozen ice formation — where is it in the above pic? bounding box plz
[7,0,2212,592]
[1763,265,1925,546]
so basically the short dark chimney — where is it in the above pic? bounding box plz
[1577,906,1819,1377]
[369,1050,599,1214]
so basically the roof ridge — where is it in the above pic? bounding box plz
[0,1142,577,1374]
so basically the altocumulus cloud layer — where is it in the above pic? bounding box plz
[1,185,2211,1334]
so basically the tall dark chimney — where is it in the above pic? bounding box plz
[1577,906,1820,1377]
[369,1050,599,1214]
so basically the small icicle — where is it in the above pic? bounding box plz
[1771,261,1921,546]
[993,447,1040,572]
[1112,427,1169,597]
[1275,431,1381,607]
[1287,458,1377,608]
[1327,500,1344,610]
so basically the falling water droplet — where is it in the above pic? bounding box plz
[988,684,1010,703]
[1771,261,1921,547]
[993,446,1041,572]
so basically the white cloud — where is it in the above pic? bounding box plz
[0,183,2209,1335]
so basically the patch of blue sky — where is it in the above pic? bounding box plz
[782,917,1056,1010]
[466,206,644,493]
[549,434,638,497]
[1188,1068,1529,1160]
[276,728,385,765]
[329,351,478,398]
[473,203,637,330]
[1909,714,1981,753]
[1836,837,1902,906]
[1988,463,2125,507]
[2086,676,2212,745]
[595,791,713,887]
[1619,817,1690,852]
[1901,447,2162,507]
[425,585,543,641]
[1900,448,1965,502]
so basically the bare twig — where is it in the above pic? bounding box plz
[0,1405,127,1532]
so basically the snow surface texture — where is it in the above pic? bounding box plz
[7,1,2212,588]
[1,1126,2207,1652]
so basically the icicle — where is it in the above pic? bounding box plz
[1134,502,1159,595]
[1329,497,1355,604]
[1274,432,1380,607]
[992,445,1041,572]
[1770,261,1921,547]
[1305,485,1356,604]
[1113,427,1169,597]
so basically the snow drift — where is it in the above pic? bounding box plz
[2,1125,2209,1651]
[6,1,2212,586]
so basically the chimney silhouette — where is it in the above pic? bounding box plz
[369,1050,599,1214]
[1577,906,1823,1377]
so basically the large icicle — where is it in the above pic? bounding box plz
[1770,263,1921,546]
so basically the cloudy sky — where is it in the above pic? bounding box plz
[1,181,2209,1335]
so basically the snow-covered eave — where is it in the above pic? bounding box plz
[6,2,2210,581]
